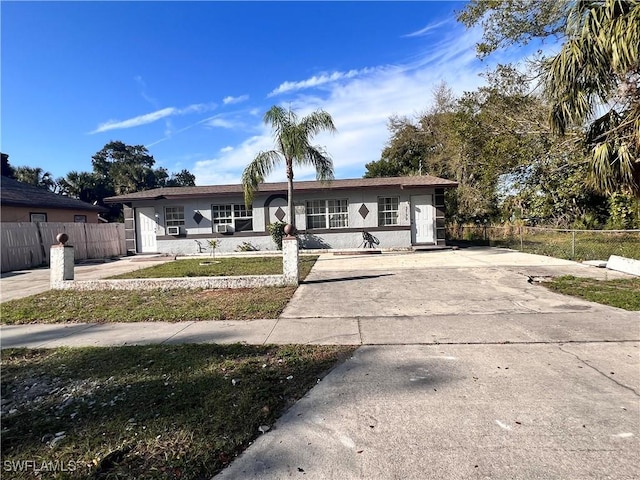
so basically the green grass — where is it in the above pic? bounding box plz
[1,344,357,480]
[109,256,317,279]
[0,256,318,325]
[546,275,640,310]
[1,288,298,324]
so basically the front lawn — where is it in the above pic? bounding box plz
[1,344,356,480]
[546,275,640,310]
[109,256,317,279]
[0,256,318,325]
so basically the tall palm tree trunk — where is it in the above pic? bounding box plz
[286,160,295,227]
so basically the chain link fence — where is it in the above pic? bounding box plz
[447,225,640,261]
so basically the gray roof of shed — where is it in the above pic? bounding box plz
[0,176,108,212]
[104,175,458,203]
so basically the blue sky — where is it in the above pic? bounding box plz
[2,1,532,186]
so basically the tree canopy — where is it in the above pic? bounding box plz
[458,0,640,196]
[363,68,625,228]
[5,141,196,222]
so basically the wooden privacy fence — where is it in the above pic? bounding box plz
[1,222,126,273]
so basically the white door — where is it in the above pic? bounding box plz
[136,207,158,253]
[411,195,435,244]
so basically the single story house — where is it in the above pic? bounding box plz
[104,175,458,254]
[1,175,108,223]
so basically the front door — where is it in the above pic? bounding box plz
[136,207,158,253]
[411,195,434,244]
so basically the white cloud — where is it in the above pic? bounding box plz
[91,107,176,134]
[403,19,452,38]
[268,68,376,97]
[206,117,241,129]
[91,103,216,134]
[223,95,249,105]
[220,146,234,153]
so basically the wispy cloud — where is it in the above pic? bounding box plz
[403,19,451,38]
[223,94,249,105]
[206,117,241,129]
[268,68,377,97]
[91,103,216,134]
[91,107,177,134]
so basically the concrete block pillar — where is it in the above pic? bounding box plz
[50,233,74,288]
[282,236,300,286]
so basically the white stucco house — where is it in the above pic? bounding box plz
[104,175,458,255]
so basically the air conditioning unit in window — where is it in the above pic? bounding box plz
[215,224,231,234]
[167,226,180,236]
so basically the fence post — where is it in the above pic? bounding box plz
[50,233,74,288]
[571,231,576,258]
[519,226,523,251]
[282,235,299,286]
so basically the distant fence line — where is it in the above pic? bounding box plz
[447,225,640,261]
[1,222,126,273]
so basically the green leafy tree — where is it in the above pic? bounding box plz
[88,141,196,220]
[165,169,196,187]
[457,0,571,58]
[458,0,640,196]
[242,106,336,228]
[92,141,165,196]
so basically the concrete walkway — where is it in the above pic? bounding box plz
[1,248,639,479]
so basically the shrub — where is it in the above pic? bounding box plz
[267,222,287,250]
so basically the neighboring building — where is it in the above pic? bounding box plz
[104,175,458,254]
[0,176,108,223]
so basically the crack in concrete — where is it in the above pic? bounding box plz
[558,344,640,397]
[262,318,280,345]
[159,322,196,345]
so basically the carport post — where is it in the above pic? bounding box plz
[50,233,74,288]
[282,235,299,286]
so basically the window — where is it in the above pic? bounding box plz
[378,197,399,226]
[30,213,47,223]
[211,204,253,232]
[165,206,185,227]
[74,215,87,223]
[306,199,348,229]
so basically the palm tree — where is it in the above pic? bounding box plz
[242,105,337,228]
[543,0,640,196]
[14,166,56,191]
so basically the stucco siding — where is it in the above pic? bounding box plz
[125,186,441,253]
[1,206,102,223]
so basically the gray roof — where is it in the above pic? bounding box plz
[1,176,108,212]
[104,175,458,203]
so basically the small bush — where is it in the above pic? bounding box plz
[267,222,287,250]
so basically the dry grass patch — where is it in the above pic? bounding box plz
[1,344,357,479]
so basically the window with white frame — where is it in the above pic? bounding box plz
[211,204,253,232]
[306,199,348,229]
[165,206,185,227]
[378,197,399,226]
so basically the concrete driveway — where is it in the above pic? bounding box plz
[218,248,640,479]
